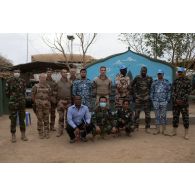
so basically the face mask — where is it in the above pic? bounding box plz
[14,73,20,78]
[99,102,107,108]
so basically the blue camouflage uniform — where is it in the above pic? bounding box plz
[72,78,92,110]
[150,79,171,125]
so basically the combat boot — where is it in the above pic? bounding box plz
[45,131,50,139]
[56,130,63,137]
[11,133,16,143]
[171,127,177,136]
[21,132,28,141]
[145,126,151,134]
[184,128,189,140]
[50,125,56,131]
[39,132,44,139]
[162,125,166,135]
[153,125,160,135]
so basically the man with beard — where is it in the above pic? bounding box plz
[72,68,92,111]
[131,66,153,133]
[115,65,131,109]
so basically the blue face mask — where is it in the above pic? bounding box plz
[99,102,107,108]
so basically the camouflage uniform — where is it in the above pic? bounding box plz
[5,77,26,134]
[114,108,134,135]
[56,78,72,136]
[131,75,153,129]
[172,77,192,129]
[31,83,51,138]
[115,73,131,108]
[46,77,57,131]
[92,106,113,137]
[72,78,92,110]
[150,79,171,125]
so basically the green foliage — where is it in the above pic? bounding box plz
[119,33,195,67]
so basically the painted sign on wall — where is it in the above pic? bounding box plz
[87,50,175,84]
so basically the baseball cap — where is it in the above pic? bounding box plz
[177,67,185,72]
[157,69,164,74]
[120,65,127,70]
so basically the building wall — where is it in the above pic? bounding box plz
[87,50,175,83]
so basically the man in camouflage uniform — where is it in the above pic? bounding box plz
[72,68,92,111]
[113,100,134,137]
[92,96,114,139]
[56,69,72,137]
[150,69,171,135]
[69,68,77,84]
[5,69,28,143]
[32,73,51,139]
[115,65,131,109]
[169,67,192,139]
[46,68,57,131]
[131,66,153,133]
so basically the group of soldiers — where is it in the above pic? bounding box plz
[5,64,192,143]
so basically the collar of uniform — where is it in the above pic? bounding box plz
[72,104,84,109]
[98,75,108,80]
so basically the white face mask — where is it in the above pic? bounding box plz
[14,73,20,78]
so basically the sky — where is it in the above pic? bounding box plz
[0,33,127,65]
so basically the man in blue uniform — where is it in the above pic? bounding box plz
[150,69,171,135]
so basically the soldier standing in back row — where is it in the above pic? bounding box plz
[169,67,192,139]
[5,69,28,143]
[46,68,57,131]
[72,68,92,111]
[32,73,51,139]
[56,69,72,137]
[131,66,153,133]
[115,65,131,109]
[93,66,112,105]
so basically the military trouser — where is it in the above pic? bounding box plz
[8,101,26,134]
[36,102,50,136]
[134,99,151,128]
[49,102,56,129]
[153,101,168,125]
[98,124,112,137]
[57,99,70,133]
[172,104,189,129]
[66,122,94,140]
[116,121,133,133]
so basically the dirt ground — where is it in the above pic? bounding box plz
[0,106,195,163]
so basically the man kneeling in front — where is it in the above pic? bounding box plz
[66,95,93,143]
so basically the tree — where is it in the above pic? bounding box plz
[119,33,165,59]
[119,33,195,68]
[43,33,97,69]
[0,55,13,67]
[119,33,148,55]
[42,33,71,69]
[76,33,97,67]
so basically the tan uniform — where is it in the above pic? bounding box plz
[93,76,112,105]
[115,74,131,108]
[56,78,72,134]
[32,83,51,137]
[46,77,57,130]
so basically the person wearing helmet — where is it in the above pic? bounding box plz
[150,69,171,135]
[169,67,192,139]
[115,65,131,109]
